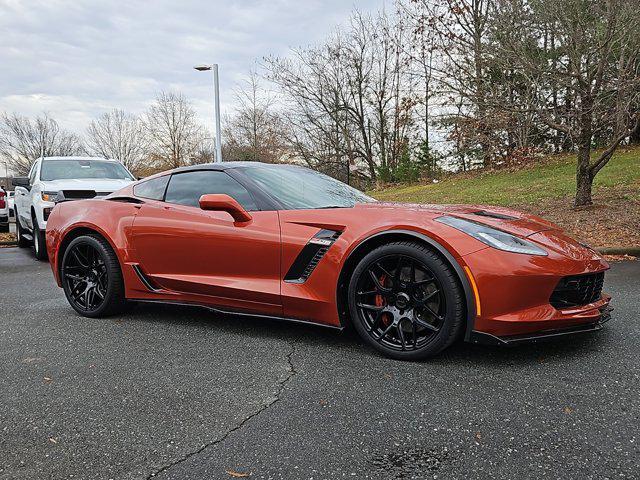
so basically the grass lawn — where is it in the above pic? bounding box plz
[370,147,640,249]
[371,147,640,205]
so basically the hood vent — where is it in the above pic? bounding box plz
[473,210,518,221]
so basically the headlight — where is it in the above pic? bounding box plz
[436,216,547,256]
[41,191,59,202]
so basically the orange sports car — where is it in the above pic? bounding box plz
[45,162,612,360]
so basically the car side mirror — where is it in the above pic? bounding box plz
[12,177,30,188]
[199,194,252,223]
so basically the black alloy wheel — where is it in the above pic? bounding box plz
[348,241,464,360]
[61,234,128,317]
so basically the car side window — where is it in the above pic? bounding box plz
[133,175,169,201]
[164,171,258,211]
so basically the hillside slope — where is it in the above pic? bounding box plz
[370,148,640,249]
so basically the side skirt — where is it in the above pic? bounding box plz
[133,298,344,331]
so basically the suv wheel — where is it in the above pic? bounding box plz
[15,214,30,248]
[33,220,48,261]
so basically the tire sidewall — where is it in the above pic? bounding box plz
[348,243,463,360]
[15,214,30,248]
[33,221,47,260]
[61,235,118,318]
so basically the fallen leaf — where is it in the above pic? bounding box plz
[22,357,43,364]
[226,470,250,478]
[563,407,574,414]
[43,377,52,383]
[49,438,57,444]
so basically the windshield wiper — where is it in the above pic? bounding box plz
[316,205,349,209]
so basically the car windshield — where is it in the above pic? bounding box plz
[40,160,134,181]
[241,165,375,210]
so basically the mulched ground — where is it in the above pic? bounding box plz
[517,185,640,249]
[0,232,16,243]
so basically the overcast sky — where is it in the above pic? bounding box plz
[0,0,383,134]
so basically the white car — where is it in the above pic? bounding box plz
[0,186,8,232]
[12,156,135,260]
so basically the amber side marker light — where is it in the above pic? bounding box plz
[463,266,482,317]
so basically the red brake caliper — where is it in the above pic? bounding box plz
[375,274,392,327]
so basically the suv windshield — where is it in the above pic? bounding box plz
[40,160,134,181]
[241,165,374,210]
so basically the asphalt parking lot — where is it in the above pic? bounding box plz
[0,247,638,480]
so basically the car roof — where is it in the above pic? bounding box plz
[40,156,118,162]
[169,161,303,174]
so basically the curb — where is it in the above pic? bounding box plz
[0,241,17,246]
[596,247,640,256]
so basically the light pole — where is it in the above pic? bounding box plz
[194,64,223,163]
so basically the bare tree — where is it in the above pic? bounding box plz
[145,91,204,169]
[495,0,640,206]
[0,112,84,174]
[266,9,419,184]
[222,69,286,163]
[86,109,149,172]
[405,0,499,167]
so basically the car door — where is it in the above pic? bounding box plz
[129,170,282,316]
[15,160,39,229]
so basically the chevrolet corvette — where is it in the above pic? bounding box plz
[45,162,612,360]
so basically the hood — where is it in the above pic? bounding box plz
[358,202,558,237]
[41,178,133,194]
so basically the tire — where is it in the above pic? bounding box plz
[32,220,48,261]
[348,241,465,361]
[15,213,31,248]
[61,234,128,317]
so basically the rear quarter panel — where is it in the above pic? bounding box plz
[46,199,139,286]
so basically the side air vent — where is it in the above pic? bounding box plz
[132,264,162,291]
[284,229,342,283]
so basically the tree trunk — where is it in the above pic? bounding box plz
[574,145,593,207]
[631,123,640,145]
[574,94,594,207]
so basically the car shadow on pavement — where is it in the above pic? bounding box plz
[118,301,613,367]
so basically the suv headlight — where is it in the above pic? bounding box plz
[41,191,59,202]
[436,216,547,256]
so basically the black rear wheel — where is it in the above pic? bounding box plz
[61,234,128,317]
[348,241,465,360]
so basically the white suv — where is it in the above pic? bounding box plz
[12,156,135,260]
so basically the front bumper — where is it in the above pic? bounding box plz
[460,235,611,339]
[469,305,612,345]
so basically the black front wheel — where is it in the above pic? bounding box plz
[61,234,128,317]
[348,241,465,360]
